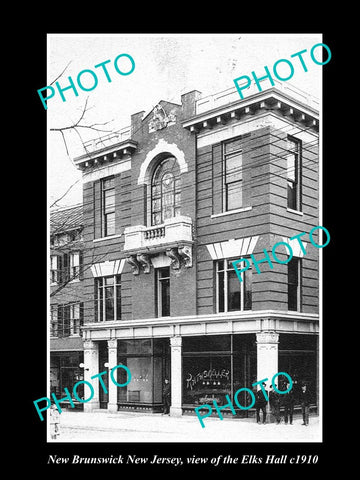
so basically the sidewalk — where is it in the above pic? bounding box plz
[50,410,321,443]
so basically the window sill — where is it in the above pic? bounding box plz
[93,233,122,243]
[211,206,252,219]
[287,208,303,216]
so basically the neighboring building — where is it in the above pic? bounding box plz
[73,80,320,416]
[50,204,84,405]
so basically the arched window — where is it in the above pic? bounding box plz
[151,157,181,225]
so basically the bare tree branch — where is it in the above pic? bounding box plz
[50,61,72,86]
[50,179,81,209]
[50,97,113,133]
[48,70,113,206]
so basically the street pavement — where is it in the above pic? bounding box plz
[50,410,321,443]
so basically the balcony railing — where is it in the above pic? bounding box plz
[123,215,193,252]
[82,126,131,153]
[144,226,166,240]
[196,80,319,115]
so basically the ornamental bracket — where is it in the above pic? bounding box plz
[126,255,140,275]
[137,253,151,274]
[165,247,181,270]
[178,245,192,268]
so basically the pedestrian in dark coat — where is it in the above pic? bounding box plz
[282,381,295,425]
[269,385,281,424]
[255,382,268,424]
[163,378,171,414]
[300,384,311,426]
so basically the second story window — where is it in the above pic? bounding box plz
[217,259,252,312]
[288,258,301,311]
[151,157,181,225]
[69,302,83,335]
[156,267,170,317]
[50,302,83,337]
[287,136,302,211]
[50,305,58,336]
[57,304,71,337]
[50,255,61,284]
[50,252,83,285]
[69,251,81,281]
[101,177,115,236]
[95,275,121,322]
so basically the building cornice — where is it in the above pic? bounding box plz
[182,88,319,134]
[82,309,319,335]
[73,139,138,170]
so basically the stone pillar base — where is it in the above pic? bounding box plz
[107,403,118,413]
[170,406,183,417]
[84,400,100,412]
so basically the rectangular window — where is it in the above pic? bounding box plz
[95,275,121,321]
[69,302,83,335]
[69,251,81,281]
[50,255,61,284]
[287,136,302,211]
[217,259,252,312]
[224,140,243,211]
[156,267,170,317]
[50,305,58,337]
[101,177,115,236]
[57,305,70,337]
[288,258,301,311]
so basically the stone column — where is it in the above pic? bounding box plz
[107,338,118,413]
[170,336,182,417]
[83,340,99,412]
[256,331,279,390]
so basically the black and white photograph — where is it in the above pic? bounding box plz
[26,30,340,469]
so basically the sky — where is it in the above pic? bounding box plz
[46,33,323,208]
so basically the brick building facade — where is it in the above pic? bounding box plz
[50,204,84,406]
[72,81,320,416]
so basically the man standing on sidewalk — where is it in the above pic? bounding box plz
[162,378,171,415]
[300,384,311,426]
[282,381,295,425]
[269,385,281,424]
[255,382,268,424]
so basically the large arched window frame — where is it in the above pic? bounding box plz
[151,156,181,226]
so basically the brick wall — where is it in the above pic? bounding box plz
[195,123,319,314]
[80,97,319,325]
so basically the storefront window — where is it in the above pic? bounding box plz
[279,334,317,405]
[50,352,84,399]
[182,335,256,410]
[118,357,153,403]
[116,338,169,409]
[183,355,231,406]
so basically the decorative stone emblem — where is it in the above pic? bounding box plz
[149,104,176,132]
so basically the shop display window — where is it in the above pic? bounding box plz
[116,338,169,407]
[183,355,231,406]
